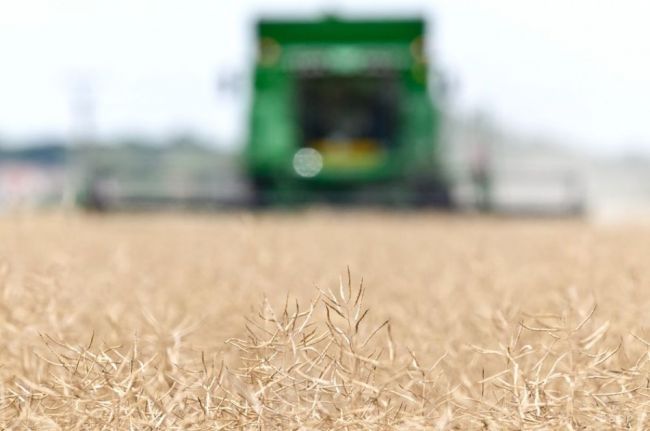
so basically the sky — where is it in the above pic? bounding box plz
[0,0,649,153]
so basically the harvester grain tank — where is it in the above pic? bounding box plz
[246,15,451,205]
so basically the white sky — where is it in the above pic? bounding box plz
[1,0,649,153]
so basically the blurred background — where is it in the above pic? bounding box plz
[1,0,650,219]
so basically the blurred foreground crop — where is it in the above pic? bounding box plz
[1,212,650,428]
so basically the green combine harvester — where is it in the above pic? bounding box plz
[246,15,452,206]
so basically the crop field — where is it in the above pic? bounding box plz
[1,211,650,429]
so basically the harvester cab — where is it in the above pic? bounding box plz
[246,15,451,206]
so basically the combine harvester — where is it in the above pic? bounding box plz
[78,15,585,214]
[246,15,452,206]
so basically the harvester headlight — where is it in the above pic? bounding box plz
[410,36,427,64]
[293,148,323,178]
[259,37,281,66]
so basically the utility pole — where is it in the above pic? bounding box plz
[64,75,97,209]
[470,112,493,212]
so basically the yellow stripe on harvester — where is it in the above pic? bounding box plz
[310,139,386,169]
